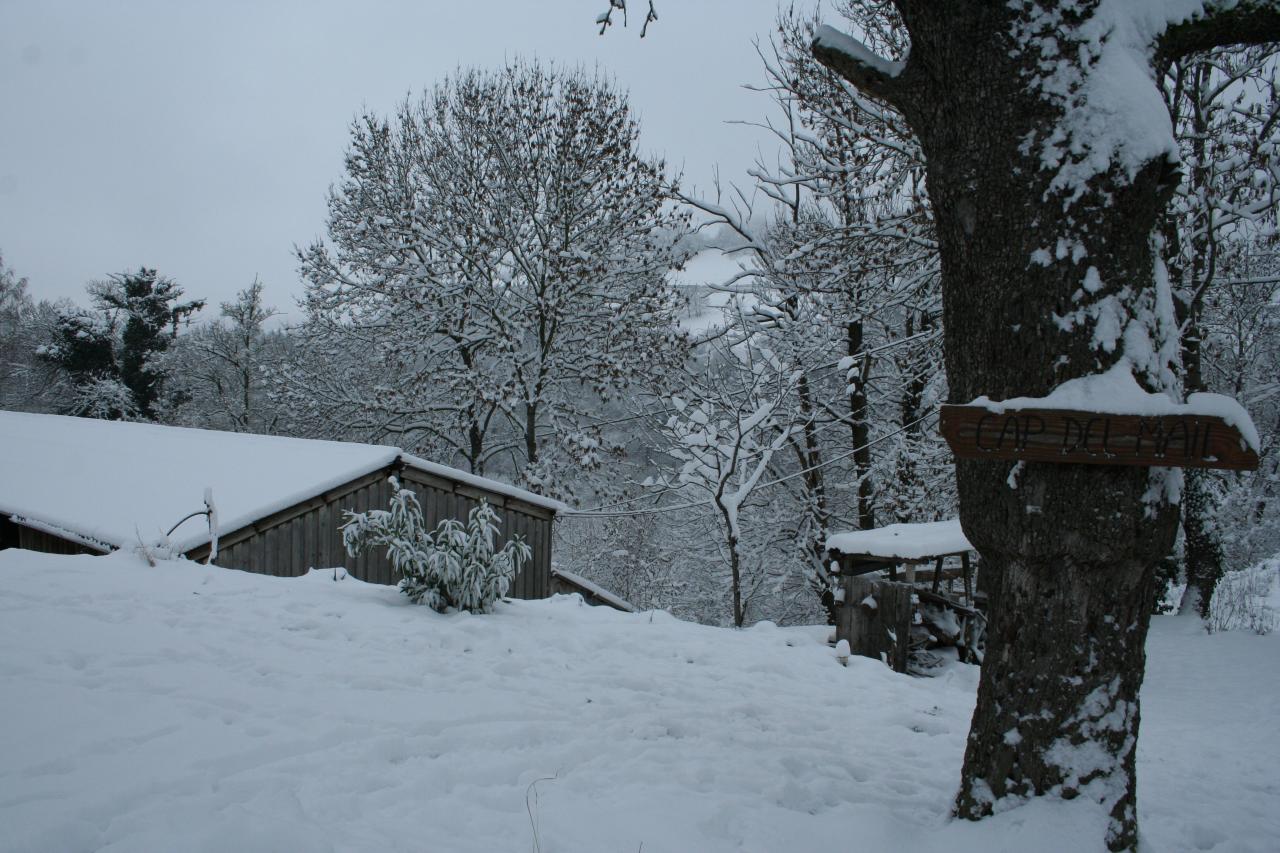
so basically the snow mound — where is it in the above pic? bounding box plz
[1,549,1276,852]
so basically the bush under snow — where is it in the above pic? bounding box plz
[341,478,531,612]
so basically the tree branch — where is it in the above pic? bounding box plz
[1158,1,1280,63]
[810,24,908,111]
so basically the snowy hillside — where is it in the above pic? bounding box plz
[1,550,1276,852]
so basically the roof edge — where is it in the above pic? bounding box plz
[398,453,567,514]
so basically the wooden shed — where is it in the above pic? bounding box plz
[0,412,561,597]
[826,519,983,673]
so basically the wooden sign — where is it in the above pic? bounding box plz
[939,405,1259,471]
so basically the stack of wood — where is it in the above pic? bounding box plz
[837,574,985,674]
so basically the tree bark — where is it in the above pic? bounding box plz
[524,400,539,469]
[847,320,876,531]
[809,1,1276,847]
[816,1,1279,843]
[795,373,840,624]
[1182,467,1225,617]
[920,32,1178,847]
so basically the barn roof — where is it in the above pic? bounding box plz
[825,519,973,561]
[0,412,563,553]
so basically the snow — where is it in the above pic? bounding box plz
[398,453,567,514]
[673,250,761,335]
[812,24,906,79]
[827,519,972,561]
[966,360,1261,452]
[0,412,563,555]
[1018,0,1215,203]
[2,549,1277,852]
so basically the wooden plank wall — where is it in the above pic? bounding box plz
[190,465,553,599]
[838,575,914,673]
[7,523,102,556]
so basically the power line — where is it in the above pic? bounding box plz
[559,328,941,438]
[562,409,938,519]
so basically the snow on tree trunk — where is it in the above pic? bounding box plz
[813,2,1280,849]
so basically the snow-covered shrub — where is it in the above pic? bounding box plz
[341,478,531,613]
[1206,558,1278,635]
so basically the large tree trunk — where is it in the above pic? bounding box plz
[814,2,1279,844]
[919,30,1180,848]
[807,2,1256,847]
[847,320,876,530]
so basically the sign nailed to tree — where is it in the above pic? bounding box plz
[940,405,1259,471]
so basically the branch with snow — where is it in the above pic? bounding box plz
[596,1,658,37]
[1159,1,1280,63]
[810,24,908,110]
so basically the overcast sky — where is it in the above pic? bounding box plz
[1,0,797,320]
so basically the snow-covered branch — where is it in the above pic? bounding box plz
[1159,1,1280,63]
[810,24,909,110]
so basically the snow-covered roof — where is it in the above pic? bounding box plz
[826,519,973,561]
[551,567,637,613]
[0,412,563,554]
[398,453,566,515]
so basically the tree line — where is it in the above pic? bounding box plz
[1,33,1276,641]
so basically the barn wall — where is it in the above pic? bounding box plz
[187,464,554,599]
[397,466,553,599]
[0,515,105,557]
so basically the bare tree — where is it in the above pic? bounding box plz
[159,279,287,433]
[0,252,36,409]
[1161,45,1280,614]
[648,332,799,627]
[295,61,689,499]
[1202,249,1280,568]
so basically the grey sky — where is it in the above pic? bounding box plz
[1,0,793,321]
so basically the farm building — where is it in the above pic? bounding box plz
[0,411,562,598]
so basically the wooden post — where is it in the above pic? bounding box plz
[932,556,944,594]
[838,574,914,673]
[961,551,973,604]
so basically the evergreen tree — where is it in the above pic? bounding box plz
[87,268,204,418]
[342,482,531,613]
[39,268,203,420]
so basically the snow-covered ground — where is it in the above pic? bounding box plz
[1,550,1276,853]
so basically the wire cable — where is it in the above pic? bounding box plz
[563,409,939,519]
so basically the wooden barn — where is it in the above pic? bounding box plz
[0,411,562,597]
